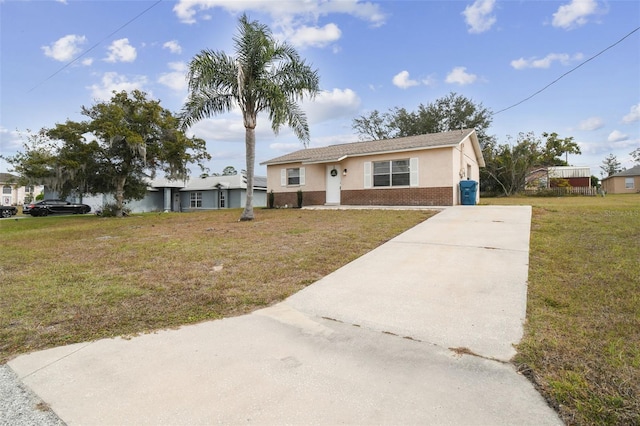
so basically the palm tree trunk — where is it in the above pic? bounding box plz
[240,126,255,221]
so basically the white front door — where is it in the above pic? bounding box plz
[326,165,341,205]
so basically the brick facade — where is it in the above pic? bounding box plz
[272,187,454,207]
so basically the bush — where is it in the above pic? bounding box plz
[268,190,275,209]
[96,203,131,217]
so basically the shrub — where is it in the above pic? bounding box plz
[296,190,303,208]
[268,190,275,209]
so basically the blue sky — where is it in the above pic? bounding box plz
[1,0,639,178]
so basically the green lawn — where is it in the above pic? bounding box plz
[2,195,638,425]
[481,194,640,425]
[0,208,434,363]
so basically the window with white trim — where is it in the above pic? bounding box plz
[287,168,300,185]
[219,191,225,208]
[190,192,202,208]
[2,185,11,195]
[281,167,305,186]
[625,177,634,189]
[373,159,410,187]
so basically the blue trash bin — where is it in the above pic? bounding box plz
[460,180,477,205]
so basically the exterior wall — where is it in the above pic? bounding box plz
[550,177,591,188]
[1,183,45,206]
[602,176,640,194]
[265,145,480,206]
[343,187,453,206]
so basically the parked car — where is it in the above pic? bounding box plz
[26,199,91,216]
[1,205,17,218]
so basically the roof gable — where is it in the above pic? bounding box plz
[261,129,484,166]
[602,165,640,180]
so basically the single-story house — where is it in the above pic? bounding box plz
[47,174,267,213]
[260,129,485,207]
[0,172,45,206]
[526,166,591,189]
[601,165,640,194]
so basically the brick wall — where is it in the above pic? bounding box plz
[342,187,453,206]
[272,190,325,207]
[271,187,454,207]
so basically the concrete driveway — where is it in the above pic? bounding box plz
[7,205,561,425]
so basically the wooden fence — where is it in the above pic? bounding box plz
[523,186,599,196]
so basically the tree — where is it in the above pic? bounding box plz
[180,14,320,221]
[3,90,210,217]
[352,92,495,148]
[482,132,541,196]
[540,132,581,166]
[630,147,640,165]
[600,153,622,177]
[221,166,237,176]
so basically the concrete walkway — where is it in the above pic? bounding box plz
[8,206,561,425]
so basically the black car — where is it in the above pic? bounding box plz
[26,199,91,216]
[1,205,17,218]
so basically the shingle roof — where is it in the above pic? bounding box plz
[261,129,481,166]
[603,164,640,179]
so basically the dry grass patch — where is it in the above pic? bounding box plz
[482,194,640,425]
[1,208,434,363]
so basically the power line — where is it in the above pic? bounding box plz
[493,26,640,116]
[27,0,164,94]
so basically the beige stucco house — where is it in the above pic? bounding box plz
[601,165,640,194]
[260,129,485,207]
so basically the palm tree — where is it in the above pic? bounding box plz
[180,14,320,221]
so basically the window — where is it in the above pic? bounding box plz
[373,159,410,187]
[190,192,202,208]
[625,177,634,189]
[281,167,305,186]
[219,191,225,208]
[2,185,11,195]
[287,168,300,185]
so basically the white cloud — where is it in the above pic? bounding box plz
[622,103,640,123]
[81,58,94,66]
[42,34,87,62]
[173,1,386,28]
[285,23,342,48]
[105,38,137,63]
[392,71,419,89]
[445,67,477,85]
[163,40,182,54]
[552,0,599,29]
[158,62,188,92]
[510,52,584,70]
[462,0,497,34]
[608,130,628,142]
[87,72,149,101]
[303,88,361,124]
[578,117,604,131]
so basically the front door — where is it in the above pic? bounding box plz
[173,192,180,212]
[326,165,341,205]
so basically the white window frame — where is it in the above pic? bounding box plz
[2,185,11,195]
[625,177,634,189]
[365,158,418,188]
[281,167,305,186]
[190,192,202,208]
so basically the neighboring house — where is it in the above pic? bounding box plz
[260,129,485,207]
[526,166,591,189]
[601,165,640,194]
[0,172,45,206]
[46,174,267,213]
